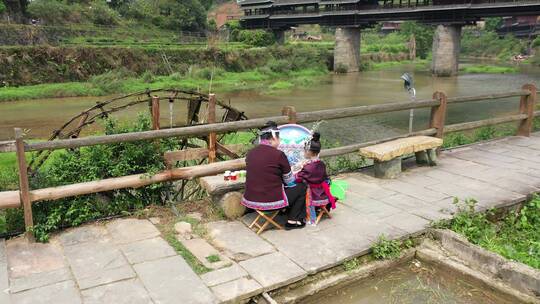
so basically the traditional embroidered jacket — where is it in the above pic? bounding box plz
[295,159,335,208]
[242,144,295,210]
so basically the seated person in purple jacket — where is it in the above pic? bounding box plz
[295,132,336,224]
[241,121,307,229]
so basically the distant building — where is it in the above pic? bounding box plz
[208,1,243,29]
[380,21,402,34]
[497,15,539,38]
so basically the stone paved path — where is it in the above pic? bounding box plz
[2,135,540,303]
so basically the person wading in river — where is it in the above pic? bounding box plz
[241,121,307,229]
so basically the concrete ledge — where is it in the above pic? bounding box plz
[431,229,540,298]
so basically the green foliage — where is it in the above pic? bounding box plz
[87,1,120,26]
[205,254,220,263]
[237,30,275,47]
[343,257,361,271]
[0,1,6,14]
[141,70,155,83]
[460,65,518,74]
[461,30,526,60]
[165,232,210,274]
[484,17,503,32]
[27,0,77,25]
[269,80,293,91]
[89,68,134,93]
[372,235,401,260]
[399,21,434,59]
[6,114,183,241]
[438,197,540,269]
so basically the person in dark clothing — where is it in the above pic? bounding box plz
[242,121,306,229]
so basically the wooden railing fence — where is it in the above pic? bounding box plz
[0,84,536,239]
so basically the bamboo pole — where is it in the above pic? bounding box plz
[14,128,34,240]
[208,94,217,163]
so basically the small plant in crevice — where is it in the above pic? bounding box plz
[372,235,402,260]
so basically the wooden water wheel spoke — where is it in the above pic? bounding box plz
[28,89,249,203]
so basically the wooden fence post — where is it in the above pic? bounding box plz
[429,91,448,139]
[151,96,160,130]
[208,94,217,163]
[281,106,297,124]
[14,128,34,241]
[517,84,537,137]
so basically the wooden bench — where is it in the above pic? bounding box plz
[359,136,443,179]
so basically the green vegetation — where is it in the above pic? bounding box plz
[461,30,526,61]
[0,1,6,14]
[442,125,517,149]
[227,20,275,47]
[205,254,221,263]
[371,235,402,260]
[460,65,518,74]
[165,232,210,274]
[24,0,211,31]
[2,114,184,241]
[435,197,540,269]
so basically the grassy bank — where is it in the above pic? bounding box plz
[460,64,518,74]
[0,66,328,101]
[435,198,540,269]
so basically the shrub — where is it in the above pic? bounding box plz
[237,30,275,47]
[6,115,183,241]
[141,70,155,83]
[86,1,120,26]
[399,21,434,59]
[372,235,401,259]
[27,0,76,25]
[90,68,134,93]
[266,59,291,74]
[0,1,6,14]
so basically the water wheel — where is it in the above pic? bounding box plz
[28,89,249,201]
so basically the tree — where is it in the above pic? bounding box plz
[484,17,503,32]
[158,0,207,31]
[0,1,6,14]
[400,21,434,59]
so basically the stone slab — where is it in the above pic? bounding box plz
[120,237,176,265]
[211,277,262,303]
[6,237,66,279]
[342,176,397,200]
[180,237,231,270]
[381,212,431,235]
[201,264,248,287]
[11,280,81,304]
[81,279,152,304]
[106,218,160,245]
[59,225,110,247]
[9,267,72,293]
[134,255,218,304]
[342,193,402,219]
[239,252,306,291]
[207,221,274,261]
[380,179,450,202]
[64,240,135,290]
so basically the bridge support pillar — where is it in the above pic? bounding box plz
[273,29,285,45]
[334,27,361,73]
[431,24,462,77]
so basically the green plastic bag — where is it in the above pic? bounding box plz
[330,180,348,201]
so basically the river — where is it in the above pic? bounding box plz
[1,62,539,143]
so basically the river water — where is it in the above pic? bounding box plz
[1,62,539,142]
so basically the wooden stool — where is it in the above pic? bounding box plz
[248,210,284,235]
[315,206,332,224]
